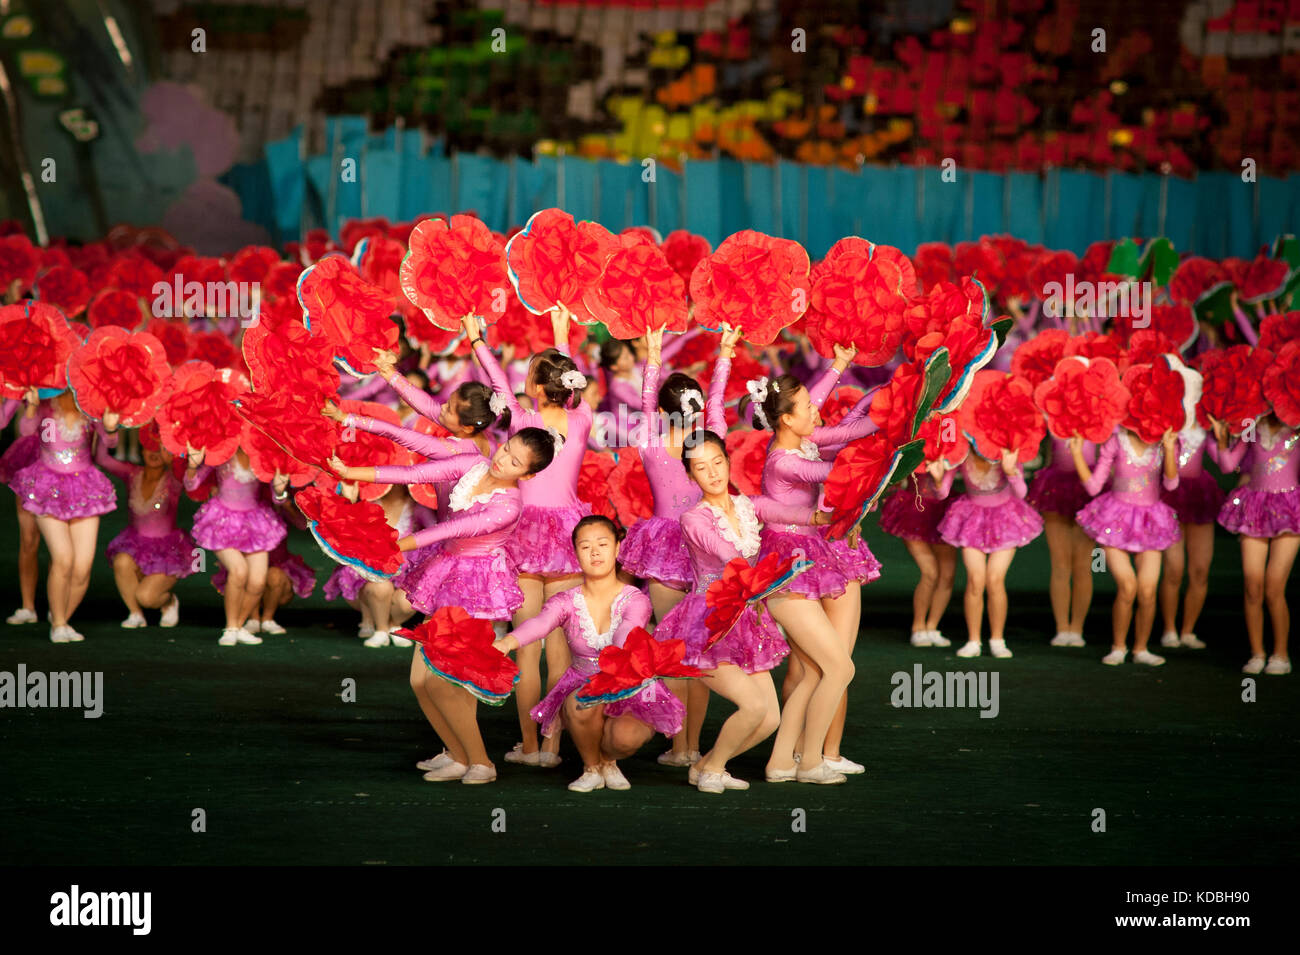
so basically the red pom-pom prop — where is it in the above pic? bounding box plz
[0,301,81,398]
[960,369,1046,464]
[66,326,172,426]
[1263,340,1300,427]
[505,208,616,323]
[156,361,247,466]
[575,627,701,707]
[1121,360,1187,444]
[582,234,689,337]
[1033,356,1130,442]
[297,486,403,582]
[689,230,811,345]
[397,607,520,705]
[703,554,811,647]
[400,216,510,331]
[297,254,399,376]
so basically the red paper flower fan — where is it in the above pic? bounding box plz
[1121,360,1187,443]
[0,234,39,294]
[989,237,1038,302]
[1114,303,1197,351]
[700,344,765,405]
[960,369,1045,463]
[1196,345,1271,434]
[241,420,319,487]
[35,265,91,318]
[322,400,418,501]
[1263,340,1300,427]
[870,360,926,444]
[145,319,191,365]
[1124,329,1179,368]
[354,234,407,304]
[689,230,812,345]
[1077,240,1118,288]
[1169,257,1229,308]
[915,414,969,470]
[1028,249,1079,303]
[400,216,509,331]
[1237,254,1291,304]
[396,606,520,703]
[190,330,239,369]
[823,430,914,538]
[1064,331,1124,367]
[107,255,164,302]
[86,288,145,330]
[576,627,700,706]
[505,208,617,323]
[157,361,246,465]
[583,235,689,338]
[1010,328,1071,387]
[339,217,391,256]
[809,237,910,367]
[1034,356,1128,441]
[954,239,1006,299]
[913,312,996,412]
[1259,312,1300,354]
[577,450,618,521]
[297,254,399,376]
[820,385,867,426]
[486,294,551,354]
[67,327,171,426]
[0,301,80,398]
[610,446,653,526]
[262,261,304,302]
[704,554,806,648]
[724,429,769,496]
[912,242,955,292]
[661,230,712,286]
[70,321,92,342]
[234,390,338,474]
[227,246,281,286]
[242,309,338,399]
[297,485,404,579]
[902,279,984,353]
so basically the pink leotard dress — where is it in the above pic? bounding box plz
[1026,436,1098,518]
[185,458,286,553]
[513,584,685,737]
[1075,429,1181,552]
[1161,426,1226,525]
[755,367,883,598]
[1215,421,1300,538]
[12,404,117,520]
[936,455,1043,552]
[877,471,953,544]
[374,453,524,620]
[95,445,195,578]
[617,356,731,590]
[0,399,40,485]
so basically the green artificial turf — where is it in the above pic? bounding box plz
[1,490,1297,866]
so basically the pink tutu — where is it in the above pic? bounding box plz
[324,565,368,602]
[191,499,286,553]
[1218,487,1300,539]
[13,462,116,520]
[1162,472,1226,526]
[878,488,951,543]
[618,516,692,589]
[1025,467,1094,518]
[106,527,196,578]
[395,544,524,619]
[0,434,39,485]
[505,504,590,576]
[758,526,881,599]
[272,546,316,599]
[656,591,789,674]
[1076,493,1181,552]
[532,667,591,737]
[604,679,686,737]
[938,497,1043,552]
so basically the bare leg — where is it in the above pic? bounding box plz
[427,676,490,767]
[962,548,988,645]
[562,694,605,770]
[903,539,939,634]
[1043,514,1074,633]
[409,650,466,763]
[216,549,249,630]
[539,574,581,757]
[135,573,178,610]
[1180,522,1215,637]
[16,500,38,611]
[1241,537,1269,658]
[511,575,545,754]
[362,579,396,632]
[820,585,861,761]
[260,566,291,620]
[685,678,709,753]
[929,543,958,630]
[1070,526,1095,634]
[1105,548,1137,651]
[389,589,415,629]
[985,547,1016,640]
[1264,535,1299,660]
[1160,533,1186,636]
[36,516,74,627]
[1131,550,1163,653]
[602,714,655,761]
[112,552,144,617]
[696,665,780,776]
[63,516,99,623]
[649,581,692,757]
[238,552,269,626]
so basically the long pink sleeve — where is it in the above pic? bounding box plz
[373,452,482,486]
[680,506,734,562]
[184,464,213,492]
[707,357,730,434]
[812,393,877,450]
[751,495,815,526]
[382,372,444,424]
[346,413,450,459]
[94,439,134,480]
[406,491,521,549]
[770,451,833,486]
[0,399,17,430]
[806,365,843,409]
[1216,439,1249,474]
[1083,437,1118,497]
[1008,471,1028,499]
[611,591,653,647]
[508,593,571,648]
[607,375,640,412]
[933,466,957,500]
[472,341,526,421]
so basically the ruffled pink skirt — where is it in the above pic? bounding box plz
[0,434,39,485]
[1025,467,1094,518]
[758,527,881,599]
[938,496,1043,552]
[106,527,196,578]
[618,516,692,589]
[878,488,951,543]
[655,591,789,674]
[13,462,116,520]
[324,565,368,602]
[191,499,286,553]
[395,544,524,620]
[273,549,316,598]
[506,504,590,576]
[531,666,686,738]
[1162,472,1226,526]
[1218,486,1300,539]
[1076,493,1181,552]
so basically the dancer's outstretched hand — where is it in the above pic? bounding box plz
[1000,448,1018,476]
[646,326,664,365]
[102,410,120,433]
[720,326,742,359]
[321,400,345,423]
[185,445,204,469]
[371,347,397,378]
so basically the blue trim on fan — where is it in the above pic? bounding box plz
[505,210,549,316]
[308,521,396,583]
[418,647,515,706]
[935,331,997,415]
[575,676,660,708]
[747,559,815,604]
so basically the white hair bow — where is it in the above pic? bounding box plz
[489,393,507,417]
[560,370,587,390]
[680,388,704,415]
[546,425,565,452]
[746,377,769,404]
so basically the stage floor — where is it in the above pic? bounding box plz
[2,496,1297,865]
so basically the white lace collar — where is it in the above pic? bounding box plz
[701,494,761,558]
[572,586,633,652]
[1119,431,1157,467]
[1258,421,1298,452]
[226,457,258,483]
[48,415,86,442]
[790,438,821,461]
[447,460,511,512]
[1177,427,1205,467]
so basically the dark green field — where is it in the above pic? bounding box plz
[1,494,1296,866]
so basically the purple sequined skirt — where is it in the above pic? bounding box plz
[273,550,316,599]
[394,544,524,620]
[1218,486,1300,539]
[531,666,686,738]
[1162,472,1227,526]
[1076,493,1181,552]
[618,516,692,589]
[878,488,951,543]
[191,499,286,554]
[506,503,590,576]
[1025,467,1094,518]
[938,496,1043,553]
[758,527,881,599]
[106,527,196,578]
[324,564,368,602]
[0,434,38,485]
[656,591,789,674]
[13,462,116,520]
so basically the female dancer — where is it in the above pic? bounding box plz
[0,387,41,625]
[11,391,119,642]
[95,423,191,628]
[746,353,879,782]
[183,447,287,646]
[621,325,736,766]
[596,337,642,421]
[242,519,316,636]
[464,309,594,767]
[493,516,673,792]
[1071,428,1180,666]
[1158,423,1224,650]
[656,431,807,792]
[1026,435,1098,647]
[330,427,556,783]
[877,460,956,648]
[1212,413,1299,675]
[937,448,1043,658]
